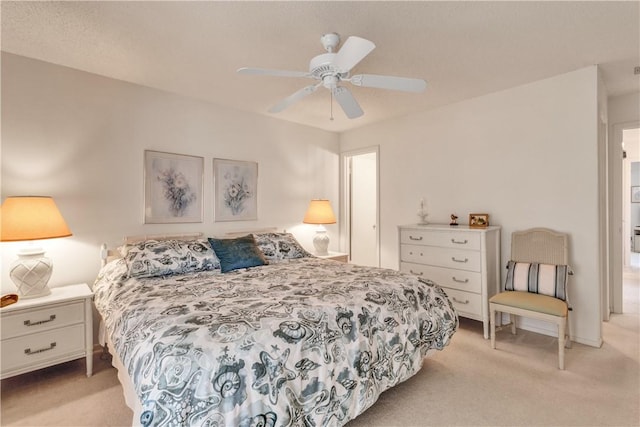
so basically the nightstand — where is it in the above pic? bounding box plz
[316,251,349,263]
[1,283,94,379]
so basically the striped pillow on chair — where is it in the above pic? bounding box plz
[505,261,568,301]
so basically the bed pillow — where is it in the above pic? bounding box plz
[208,234,268,273]
[504,261,568,301]
[123,239,220,278]
[253,232,312,262]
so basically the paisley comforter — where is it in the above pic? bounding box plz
[93,257,457,427]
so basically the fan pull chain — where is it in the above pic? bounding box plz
[330,91,334,121]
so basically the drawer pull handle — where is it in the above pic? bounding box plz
[452,297,470,305]
[451,238,468,244]
[25,342,57,355]
[451,257,468,263]
[410,269,424,276]
[24,314,56,326]
[409,235,423,241]
[452,277,469,283]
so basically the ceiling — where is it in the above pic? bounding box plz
[2,1,639,133]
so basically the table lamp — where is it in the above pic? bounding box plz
[1,196,72,298]
[303,199,336,256]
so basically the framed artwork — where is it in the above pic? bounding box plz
[632,186,640,203]
[213,158,258,221]
[469,213,489,228]
[144,150,204,223]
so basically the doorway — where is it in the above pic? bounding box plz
[611,123,640,314]
[341,147,379,267]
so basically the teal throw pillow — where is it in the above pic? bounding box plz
[208,234,268,273]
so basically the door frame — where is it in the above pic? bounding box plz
[340,146,380,266]
[609,120,640,314]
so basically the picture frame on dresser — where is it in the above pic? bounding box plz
[469,213,489,228]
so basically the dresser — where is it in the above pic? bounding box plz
[1,283,94,379]
[398,224,500,338]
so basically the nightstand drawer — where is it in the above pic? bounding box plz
[401,262,482,293]
[443,288,482,317]
[1,324,86,374]
[400,244,481,272]
[1,301,85,340]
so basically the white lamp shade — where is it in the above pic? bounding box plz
[303,199,336,225]
[1,196,72,241]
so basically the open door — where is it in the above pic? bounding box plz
[342,147,379,267]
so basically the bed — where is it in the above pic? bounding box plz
[93,231,458,427]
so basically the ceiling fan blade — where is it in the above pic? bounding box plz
[350,74,427,92]
[333,86,364,119]
[268,84,320,113]
[238,67,310,78]
[331,36,376,73]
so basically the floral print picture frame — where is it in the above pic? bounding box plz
[144,150,204,223]
[213,158,258,222]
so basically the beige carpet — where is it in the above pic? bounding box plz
[2,270,638,427]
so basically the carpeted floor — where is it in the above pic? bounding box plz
[2,269,638,427]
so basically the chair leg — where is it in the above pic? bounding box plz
[510,313,516,335]
[558,320,566,370]
[565,312,572,349]
[490,307,496,349]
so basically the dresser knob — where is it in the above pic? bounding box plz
[409,235,423,241]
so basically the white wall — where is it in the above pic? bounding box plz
[340,66,603,347]
[1,53,340,292]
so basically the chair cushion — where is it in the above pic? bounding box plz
[490,291,568,317]
[504,261,568,300]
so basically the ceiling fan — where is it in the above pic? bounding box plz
[237,33,427,119]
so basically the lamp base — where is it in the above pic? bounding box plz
[313,228,330,256]
[10,248,53,299]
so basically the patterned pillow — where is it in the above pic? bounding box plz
[123,239,220,278]
[208,235,268,273]
[504,261,568,301]
[253,232,312,262]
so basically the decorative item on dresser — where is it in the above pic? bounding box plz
[0,283,94,379]
[398,223,501,338]
[0,196,73,299]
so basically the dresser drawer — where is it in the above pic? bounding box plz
[401,262,482,293]
[400,229,480,250]
[400,244,481,272]
[1,301,85,340]
[1,324,86,374]
[442,288,482,317]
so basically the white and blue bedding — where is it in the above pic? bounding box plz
[94,253,457,427]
